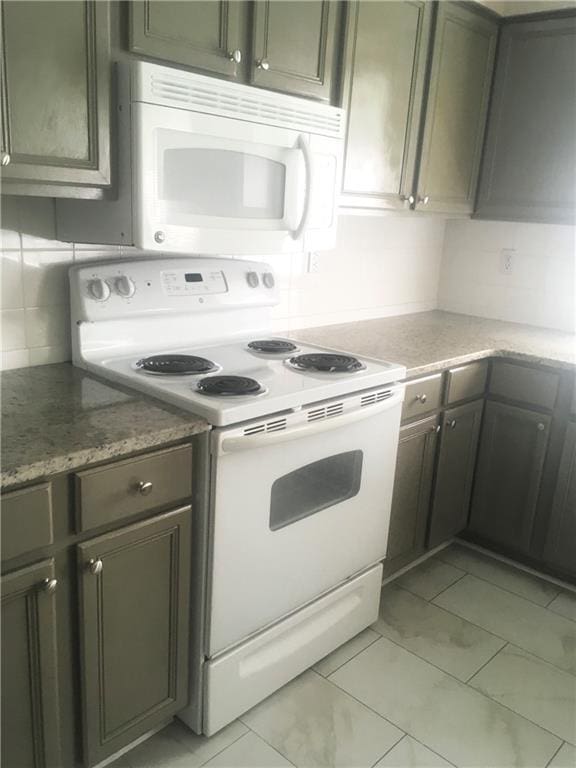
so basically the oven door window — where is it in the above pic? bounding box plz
[270,451,363,531]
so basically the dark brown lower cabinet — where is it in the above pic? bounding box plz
[384,415,438,575]
[543,421,576,576]
[428,400,484,548]
[469,401,551,553]
[78,507,192,766]
[1,559,62,768]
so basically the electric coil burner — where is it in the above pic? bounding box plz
[247,339,299,355]
[287,353,366,373]
[197,375,264,397]
[136,354,219,375]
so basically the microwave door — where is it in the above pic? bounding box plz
[133,103,310,254]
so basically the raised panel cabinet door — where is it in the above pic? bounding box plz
[1,559,61,768]
[78,507,192,766]
[0,0,110,191]
[475,15,576,224]
[341,1,432,210]
[415,2,498,215]
[250,1,338,101]
[130,1,244,79]
[543,421,576,576]
[428,399,484,549]
[384,415,438,576]
[469,401,551,553]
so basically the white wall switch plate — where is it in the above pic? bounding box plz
[500,248,515,275]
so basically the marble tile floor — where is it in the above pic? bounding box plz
[112,544,576,768]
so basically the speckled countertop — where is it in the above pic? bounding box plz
[1,364,210,490]
[288,311,576,378]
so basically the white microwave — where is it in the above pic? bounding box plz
[57,61,345,255]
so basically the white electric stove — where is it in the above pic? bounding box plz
[69,257,406,735]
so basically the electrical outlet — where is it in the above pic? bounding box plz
[307,251,319,274]
[500,248,515,275]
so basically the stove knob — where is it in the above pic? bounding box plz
[87,278,111,302]
[246,271,260,288]
[114,275,136,298]
[262,271,275,289]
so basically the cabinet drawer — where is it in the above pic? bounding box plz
[75,444,192,532]
[1,483,53,561]
[402,374,443,421]
[445,361,488,406]
[489,361,559,410]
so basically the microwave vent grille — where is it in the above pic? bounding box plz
[307,402,344,422]
[360,389,392,407]
[243,417,287,436]
[148,76,344,138]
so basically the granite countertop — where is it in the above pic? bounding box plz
[288,310,576,378]
[1,363,210,490]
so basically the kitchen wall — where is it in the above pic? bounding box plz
[0,197,446,370]
[438,219,576,333]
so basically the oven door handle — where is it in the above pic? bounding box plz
[291,134,313,241]
[218,388,404,454]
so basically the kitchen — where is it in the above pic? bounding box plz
[1,1,575,767]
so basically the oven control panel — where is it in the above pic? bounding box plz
[160,269,228,296]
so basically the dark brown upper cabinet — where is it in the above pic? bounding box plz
[415,1,498,215]
[250,1,339,101]
[341,1,498,215]
[129,0,341,102]
[0,0,111,198]
[130,1,245,80]
[340,1,432,211]
[475,13,576,224]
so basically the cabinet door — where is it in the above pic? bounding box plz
[0,0,110,193]
[415,2,497,215]
[428,400,484,549]
[1,560,61,768]
[78,508,191,766]
[475,15,576,224]
[543,421,576,576]
[250,1,338,101]
[341,1,432,210]
[469,401,551,553]
[130,1,244,79]
[384,415,438,576]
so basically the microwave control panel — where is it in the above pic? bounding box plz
[161,269,228,296]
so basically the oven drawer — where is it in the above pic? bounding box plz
[199,564,382,736]
[75,444,192,532]
[402,374,443,421]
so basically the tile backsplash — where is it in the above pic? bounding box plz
[0,197,446,370]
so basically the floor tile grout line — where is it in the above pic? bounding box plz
[314,633,381,678]
[195,727,253,768]
[544,740,566,768]
[238,720,297,767]
[349,635,568,747]
[367,730,406,768]
[423,570,469,602]
[465,641,509,684]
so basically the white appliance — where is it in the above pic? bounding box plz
[56,61,345,255]
[69,257,405,735]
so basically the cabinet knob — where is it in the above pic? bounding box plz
[1,152,10,166]
[41,577,58,594]
[449,419,457,429]
[137,480,153,496]
[228,49,242,64]
[88,558,103,576]
[154,230,165,244]
[416,393,427,403]
[537,423,545,431]
[400,194,415,205]
[431,424,441,433]
[418,195,430,205]
[256,59,270,71]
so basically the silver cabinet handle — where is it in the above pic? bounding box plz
[416,393,427,403]
[430,424,441,434]
[537,423,545,431]
[1,152,10,166]
[400,194,415,205]
[418,195,430,205]
[228,49,242,64]
[449,419,457,429]
[88,558,103,576]
[256,59,270,70]
[137,480,153,496]
[41,578,58,594]
[154,231,165,244]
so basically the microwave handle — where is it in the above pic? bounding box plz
[291,134,313,240]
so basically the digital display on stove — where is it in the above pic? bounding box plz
[185,273,203,283]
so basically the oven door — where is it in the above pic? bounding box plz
[207,387,403,656]
[132,102,326,255]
